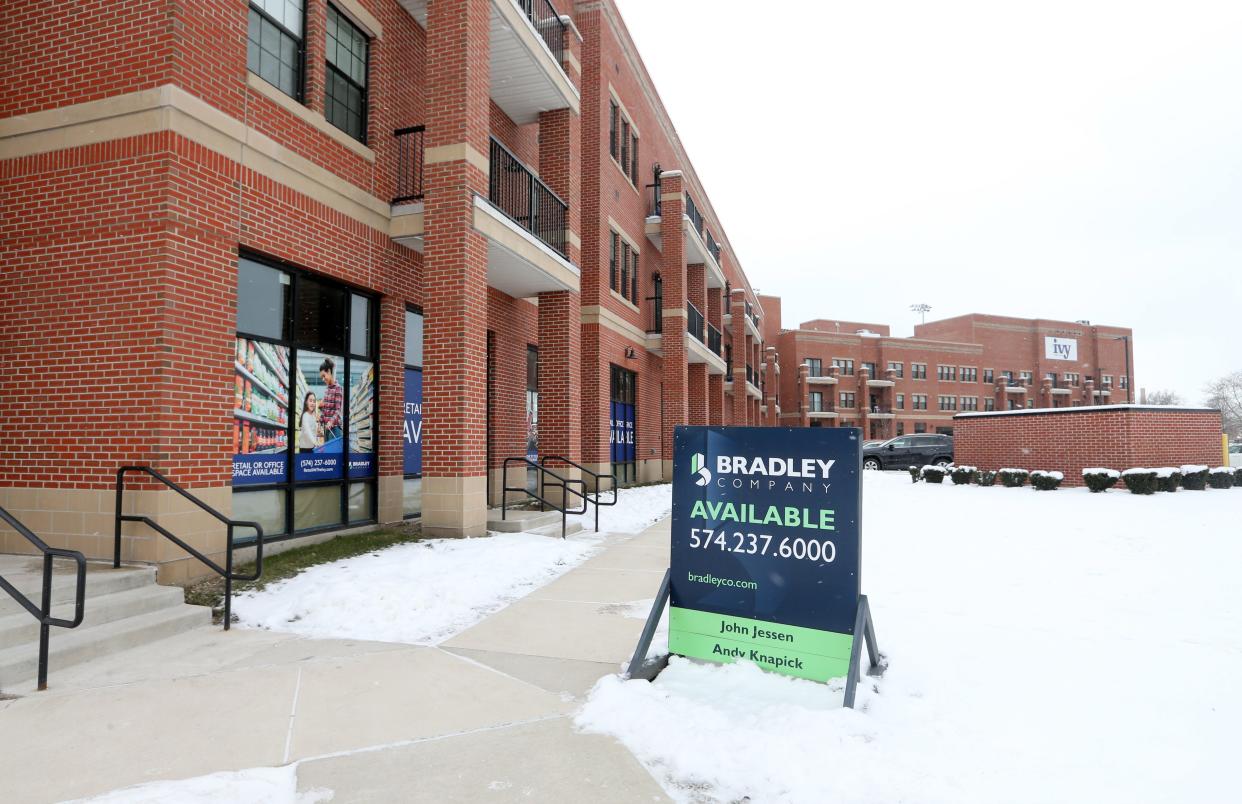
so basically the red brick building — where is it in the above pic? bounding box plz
[764,300,1135,441]
[0,0,768,579]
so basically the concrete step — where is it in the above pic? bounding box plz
[0,583,185,647]
[529,521,584,539]
[487,508,564,533]
[0,600,211,692]
[0,558,154,618]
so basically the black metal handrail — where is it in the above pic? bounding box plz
[0,506,86,691]
[684,193,704,237]
[114,466,263,631]
[501,457,588,539]
[704,228,721,263]
[686,301,705,344]
[648,165,663,217]
[645,295,663,333]
[707,322,722,356]
[746,363,757,386]
[516,0,566,67]
[540,455,618,532]
[488,137,568,257]
[393,125,425,204]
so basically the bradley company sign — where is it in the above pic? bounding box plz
[669,426,862,682]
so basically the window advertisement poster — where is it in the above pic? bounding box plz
[348,360,375,478]
[233,337,289,486]
[669,426,862,682]
[294,351,345,481]
[610,400,635,465]
[404,368,422,475]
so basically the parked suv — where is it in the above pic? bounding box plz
[863,434,954,470]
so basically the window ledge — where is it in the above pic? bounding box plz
[247,73,376,163]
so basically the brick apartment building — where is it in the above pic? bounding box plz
[0,0,768,579]
[761,297,1135,441]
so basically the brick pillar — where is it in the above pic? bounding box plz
[686,263,707,427]
[376,295,407,524]
[798,364,810,427]
[707,285,724,427]
[730,289,748,425]
[421,0,491,537]
[659,171,687,477]
[764,346,779,426]
[304,1,328,115]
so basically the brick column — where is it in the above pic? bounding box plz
[304,1,328,115]
[420,0,491,537]
[730,289,748,425]
[659,171,687,477]
[764,346,779,425]
[797,363,810,427]
[686,262,707,427]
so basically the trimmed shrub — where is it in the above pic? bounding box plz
[1082,468,1120,493]
[978,470,997,487]
[921,465,946,484]
[1208,467,1236,490]
[1122,468,1158,495]
[1030,470,1064,491]
[1180,465,1209,491]
[998,468,1029,488]
[1235,467,1242,487]
[908,465,921,483]
[1154,467,1182,493]
[950,465,977,485]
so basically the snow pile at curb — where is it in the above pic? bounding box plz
[570,483,672,534]
[235,532,602,644]
[69,766,331,804]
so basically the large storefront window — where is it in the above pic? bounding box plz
[403,308,423,518]
[233,255,377,539]
[610,364,637,486]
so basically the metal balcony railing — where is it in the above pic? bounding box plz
[489,137,568,257]
[704,228,721,263]
[393,126,425,203]
[746,364,757,386]
[707,322,722,356]
[515,0,566,67]
[685,193,704,238]
[687,301,705,344]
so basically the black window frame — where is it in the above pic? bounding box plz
[324,3,370,143]
[233,250,379,542]
[630,132,639,185]
[248,1,307,103]
[609,231,619,292]
[609,101,619,159]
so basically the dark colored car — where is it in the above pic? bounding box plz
[863,434,954,470]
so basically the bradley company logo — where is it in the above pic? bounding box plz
[690,453,712,486]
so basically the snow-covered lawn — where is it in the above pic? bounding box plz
[570,482,672,535]
[235,532,602,644]
[578,471,1242,803]
[69,766,329,804]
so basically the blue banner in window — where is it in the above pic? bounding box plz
[404,368,423,475]
[233,453,287,486]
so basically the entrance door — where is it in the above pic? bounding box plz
[610,364,637,486]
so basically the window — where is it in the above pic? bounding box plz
[1065,372,1080,386]
[609,232,618,292]
[1120,375,1128,390]
[1045,372,1057,382]
[1001,370,1014,382]
[961,397,978,411]
[912,394,928,410]
[1020,371,1033,384]
[403,308,423,518]
[324,5,369,142]
[248,1,305,100]
[609,102,618,159]
[896,422,905,436]
[1008,399,1022,410]
[611,365,637,486]
[809,391,824,412]
[896,393,905,410]
[862,361,877,376]
[833,358,854,376]
[938,395,957,411]
[937,365,957,382]
[630,134,639,186]
[983,368,994,384]
[888,361,903,378]
[233,254,377,539]
[911,363,927,380]
[914,422,927,434]
[620,119,630,175]
[961,367,977,382]
[985,398,995,412]
[630,247,639,303]
[620,242,630,302]
[839,392,856,409]
[806,358,822,377]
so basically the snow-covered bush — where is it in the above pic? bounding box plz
[998,468,1029,488]
[1154,467,1182,493]
[1208,467,1236,490]
[950,465,977,485]
[1030,470,1064,491]
[1180,465,1209,491]
[977,470,997,487]
[921,465,946,484]
[908,465,921,483]
[1235,467,1242,487]
[1082,468,1120,493]
[1122,468,1158,495]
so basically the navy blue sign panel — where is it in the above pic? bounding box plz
[670,426,862,636]
[403,368,423,475]
[610,400,636,466]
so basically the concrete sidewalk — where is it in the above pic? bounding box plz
[0,519,672,803]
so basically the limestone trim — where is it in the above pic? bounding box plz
[425,142,491,175]
[581,305,647,345]
[331,0,384,38]
[472,196,582,293]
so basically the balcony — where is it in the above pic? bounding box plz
[1045,378,1073,396]
[1003,379,1028,393]
[806,372,838,385]
[707,322,722,356]
[687,300,705,344]
[867,406,896,419]
[866,377,895,388]
[645,185,726,288]
[389,127,427,250]
[400,0,579,124]
[808,409,838,420]
[745,364,762,400]
[645,303,726,375]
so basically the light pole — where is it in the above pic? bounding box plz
[910,303,931,324]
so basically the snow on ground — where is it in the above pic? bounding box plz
[578,471,1242,804]
[68,766,330,804]
[571,483,672,534]
[235,532,602,644]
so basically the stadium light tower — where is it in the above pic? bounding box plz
[911,303,932,324]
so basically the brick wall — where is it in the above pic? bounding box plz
[954,406,1224,486]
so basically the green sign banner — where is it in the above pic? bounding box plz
[669,607,853,681]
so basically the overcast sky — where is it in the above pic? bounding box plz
[618,0,1242,403]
